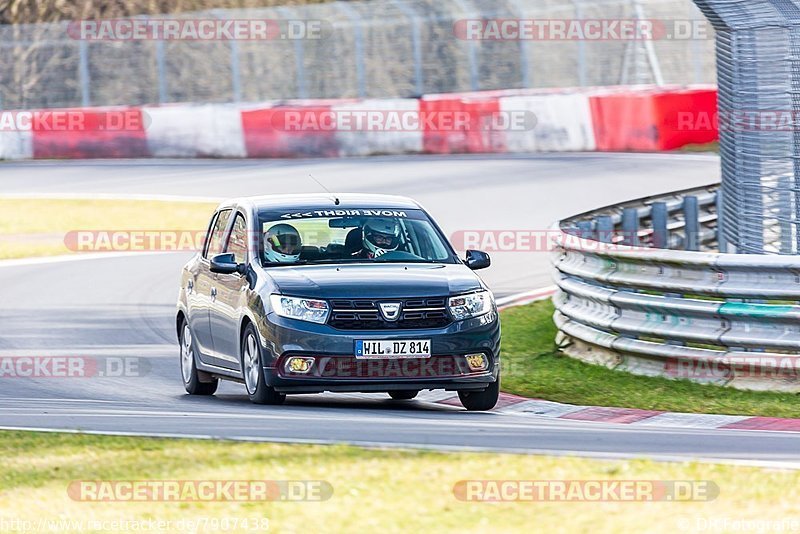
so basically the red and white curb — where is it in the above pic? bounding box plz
[443,286,800,433]
[496,286,557,311]
[421,392,800,433]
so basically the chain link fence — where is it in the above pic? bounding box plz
[694,0,800,255]
[0,0,715,110]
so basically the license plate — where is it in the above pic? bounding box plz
[355,339,431,359]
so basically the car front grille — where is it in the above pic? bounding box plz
[328,297,451,330]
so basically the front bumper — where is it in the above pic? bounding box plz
[258,310,500,394]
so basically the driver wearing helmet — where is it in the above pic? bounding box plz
[263,223,302,264]
[354,217,402,259]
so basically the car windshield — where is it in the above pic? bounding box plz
[257,208,457,266]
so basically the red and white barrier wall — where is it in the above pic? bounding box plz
[0,85,718,160]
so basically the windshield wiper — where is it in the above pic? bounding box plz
[262,260,310,267]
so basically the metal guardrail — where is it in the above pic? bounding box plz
[552,184,800,392]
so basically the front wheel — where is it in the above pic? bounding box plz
[179,319,218,396]
[242,323,286,406]
[458,379,499,411]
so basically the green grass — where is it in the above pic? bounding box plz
[499,300,800,418]
[1,430,799,533]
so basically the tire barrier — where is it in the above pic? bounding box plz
[0,85,718,160]
[552,184,800,392]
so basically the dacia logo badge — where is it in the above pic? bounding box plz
[379,302,402,322]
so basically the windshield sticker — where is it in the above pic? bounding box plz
[279,209,409,219]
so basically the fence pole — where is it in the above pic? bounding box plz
[452,0,480,91]
[508,0,531,88]
[572,0,587,86]
[334,3,367,98]
[78,40,91,107]
[156,40,168,104]
[230,40,242,103]
[277,6,309,99]
[633,0,665,85]
[391,0,424,96]
[211,9,242,103]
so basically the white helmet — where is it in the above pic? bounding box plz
[264,224,302,263]
[363,218,401,257]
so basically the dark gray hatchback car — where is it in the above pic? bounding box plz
[176,194,501,410]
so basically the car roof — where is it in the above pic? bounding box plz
[217,193,424,212]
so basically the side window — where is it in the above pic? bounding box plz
[225,213,248,264]
[204,209,232,259]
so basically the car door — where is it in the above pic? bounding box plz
[209,210,251,369]
[189,208,233,365]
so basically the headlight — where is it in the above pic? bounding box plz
[270,295,330,324]
[448,290,494,321]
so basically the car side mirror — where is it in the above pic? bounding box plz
[210,253,246,275]
[465,250,491,270]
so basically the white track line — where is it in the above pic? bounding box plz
[0,251,179,268]
[0,425,795,469]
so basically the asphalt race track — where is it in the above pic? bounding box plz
[4,153,799,466]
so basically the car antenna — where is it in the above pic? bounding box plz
[309,173,340,205]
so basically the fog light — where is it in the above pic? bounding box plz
[465,353,488,371]
[285,357,315,374]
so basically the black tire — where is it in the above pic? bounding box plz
[388,390,419,400]
[179,318,218,396]
[458,379,499,411]
[241,323,286,406]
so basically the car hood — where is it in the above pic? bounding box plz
[264,263,484,299]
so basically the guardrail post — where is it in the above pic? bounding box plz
[576,221,593,240]
[716,189,728,253]
[684,195,700,251]
[651,202,668,249]
[621,208,639,246]
[596,216,614,244]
